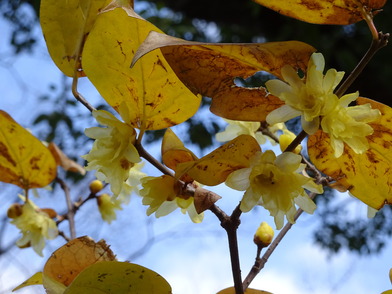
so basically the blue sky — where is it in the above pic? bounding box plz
[0,3,391,294]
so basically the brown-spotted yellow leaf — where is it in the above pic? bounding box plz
[217,287,273,294]
[176,135,261,186]
[0,110,57,189]
[40,0,110,77]
[162,128,198,171]
[253,0,386,25]
[83,7,201,130]
[308,98,392,209]
[132,31,316,121]
[133,32,314,121]
[64,261,172,294]
[12,272,43,292]
[43,236,116,288]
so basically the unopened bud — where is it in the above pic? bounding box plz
[89,180,104,194]
[254,222,274,248]
[279,132,302,154]
[7,203,23,218]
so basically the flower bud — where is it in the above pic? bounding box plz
[279,131,302,154]
[7,203,23,219]
[89,179,104,194]
[40,208,57,219]
[254,222,274,248]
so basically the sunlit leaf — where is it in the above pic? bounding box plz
[43,236,116,288]
[253,0,386,25]
[132,31,316,121]
[83,7,201,130]
[161,128,198,171]
[217,287,273,294]
[12,272,43,292]
[48,142,85,175]
[40,0,110,77]
[64,261,172,294]
[308,98,392,209]
[176,135,261,186]
[0,110,57,189]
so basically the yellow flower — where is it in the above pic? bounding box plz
[117,162,147,204]
[226,150,323,229]
[140,175,203,223]
[266,53,344,134]
[9,200,58,256]
[96,194,122,224]
[320,96,380,157]
[83,110,141,196]
[279,129,302,154]
[216,119,286,145]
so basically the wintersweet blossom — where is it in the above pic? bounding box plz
[321,96,380,157]
[83,110,141,196]
[216,119,286,145]
[9,200,58,256]
[117,162,147,204]
[226,150,323,229]
[96,194,122,224]
[266,53,344,134]
[140,175,203,223]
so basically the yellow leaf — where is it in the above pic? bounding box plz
[253,0,386,25]
[217,287,273,294]
[83,7,201,130]
[0,110,57,189]
[12,272,43,292]
[40,0,110,77]
[381,291,392,294]
[161,128,198,171]
[64,261,172,294]
[308,98,392,209]
[43,236,116,288]
[132,31,316,121]
[176,135,261,186]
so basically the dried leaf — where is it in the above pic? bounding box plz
[253,0,386,25]
[48,143,85,175]
[83,7,201,130]
[194,187,222,214]
[176,135,261,186]
[132,31,316,121]
[43,236,116,288]
[0,110,57,189]
[308,98,392,209]
[40,0,110,77]
[64,261,172,294]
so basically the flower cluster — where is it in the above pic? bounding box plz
[226,150,323,229]
[266,53,380,157]
[9,200,58,256]
[140,175,203,223]
[83,110,141,196]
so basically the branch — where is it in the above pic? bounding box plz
[71,76,96,112]
[56,177,76,239]
[136,142,174,176]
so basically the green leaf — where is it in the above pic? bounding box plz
[64,261,172,294]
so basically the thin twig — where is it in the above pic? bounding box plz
[56,177,76,239]
[284,130,307,153]
[71,76,96,112]
[136,142,174,176]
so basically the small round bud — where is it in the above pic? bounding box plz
[7,203,23,218]
[40,208,58,219]
[279,132,302,154]
[89,180,104,194]
[254,222,274,248]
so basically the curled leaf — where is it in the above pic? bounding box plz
[132,31,316,121]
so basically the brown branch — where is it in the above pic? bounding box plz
[136,142,174,176]
[56,177,76,239]
[71,76,96,112]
